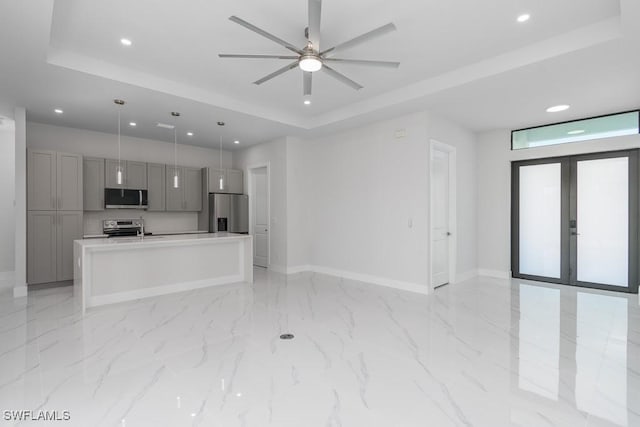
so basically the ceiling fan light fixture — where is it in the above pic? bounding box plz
[299,55,322,72]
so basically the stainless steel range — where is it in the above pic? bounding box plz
[103,219,146,237]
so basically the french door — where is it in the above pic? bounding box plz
[511,150,638,293]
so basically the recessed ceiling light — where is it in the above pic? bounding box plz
[120,38,132,46]
[187,132,193,136]
[304,100,311,105]
[546,104,570,113]
[567,129,585,135]
[234,140,240,144]
[517,14,530,23]
[54,108,63,114]
[129,122,136,127]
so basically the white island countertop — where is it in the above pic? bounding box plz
[74,232,253,313]
[76,232,249,248]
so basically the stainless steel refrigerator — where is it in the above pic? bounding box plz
[208,193,249,233]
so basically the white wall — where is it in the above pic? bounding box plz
[233,138,288,272]
[14,108,27,296]
[26,122,233,234]
[0,121,15,275]
[276,110,477,291]
[477,130,640,276]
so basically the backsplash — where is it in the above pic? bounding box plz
[83,211,200,235]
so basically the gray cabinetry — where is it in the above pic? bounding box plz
[184,167,202,211]
[57,211,83,281]
[165,166,202,211]
[83,157,105,211]
[208,168,243,194]
[27,211,57,284]
[28,149,83,285]
[226,169,244,194]
[27,211,83,284]
[57,152,83,210]
[28,150,82,210]
[126,161,147,189]
[105,159,125,189]
[105,159,147,189]
[147,163,166,211]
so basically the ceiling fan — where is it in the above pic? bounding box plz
[219,0,399,97]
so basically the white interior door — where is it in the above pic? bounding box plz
[251,167,269,268]
[431,148,450,287]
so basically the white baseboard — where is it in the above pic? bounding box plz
[295,265,430,295]
[88,274,243,308]
[286,265,312,274]
[13,285,27,298]
[478,269,510,279]
[268,264,287,274]
[0,270,15,280]
[454,269,478,283]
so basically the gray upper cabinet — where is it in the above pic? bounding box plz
[57,152,83,211]
[28,150,82,211]
[147,163,166,211]
[208,168,243,194]
[126,161,147,189]
[105,159,147,189]
[105,159,126,189]
[184,167,202,211]
[226,169,243,194]
[165,166,202,211]
[165,166,183,211]
[28,150,57,210]
[27,211,57,284]
[209,168,226,193]
[83,157,105,211]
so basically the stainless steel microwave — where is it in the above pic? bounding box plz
[104,188,148,209]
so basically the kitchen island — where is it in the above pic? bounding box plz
[73,233,253,314]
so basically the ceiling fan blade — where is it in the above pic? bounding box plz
[322,64,363,90]
[303,71,312,96]
[253,61,299,85]
[308,0,322,50]
[229,16,303,55]
[320,23,396,56]
[323,58,400,68]
[219,54,299,60]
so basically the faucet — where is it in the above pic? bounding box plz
[138,216,145,239]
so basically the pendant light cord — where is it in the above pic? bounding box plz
[117,109,121,171]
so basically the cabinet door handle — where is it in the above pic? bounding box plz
[58,197,62,210]
[52,197,55,209]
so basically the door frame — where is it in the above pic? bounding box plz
[511,149,639,293]
[247,163,271,268]
[429,139,457,291]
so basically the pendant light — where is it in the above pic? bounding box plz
[171,112,180,188]
[114,99,125,185]
[217,121,225,191]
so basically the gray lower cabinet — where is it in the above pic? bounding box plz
[147,163,166,211]
[27,210,82,284]
[105,159,148,189]
[56,212,83,281]
[83,157,105,211]
[27,211,57,284]
[165,166,202,211]
[28,150,82,211]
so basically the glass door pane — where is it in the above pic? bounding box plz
[519,163,562,278]
[576,157,629,287]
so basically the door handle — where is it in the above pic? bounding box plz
[571,231,580,236]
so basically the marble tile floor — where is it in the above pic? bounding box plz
[1,268,639,426]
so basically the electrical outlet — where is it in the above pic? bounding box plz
[395,129,407,139]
